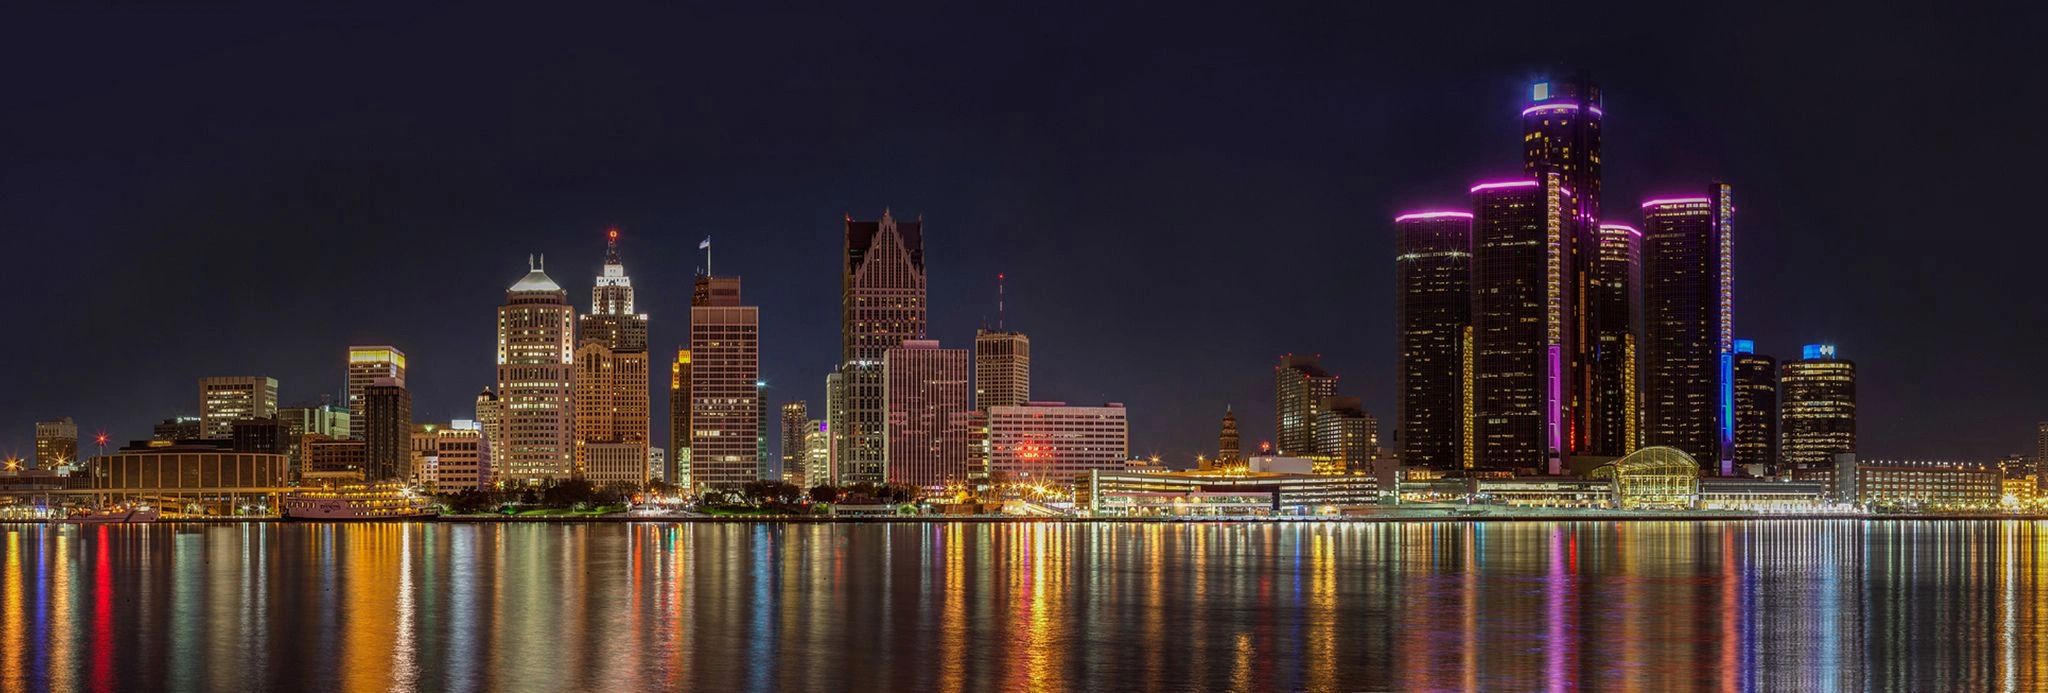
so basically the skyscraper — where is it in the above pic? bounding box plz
[1522,76,1602,227]
[2037,422,2048,494]
[837,210,926,486]
[802,420,831,490]
[1585,223,1641,456]
[1216,406,1242,470]
[362,379,413,481]
[574,230,651,488]
[1274,355,1337,456]
[34,417,77,469]
[1642,185,1736,474]
[578,229,650,352]
[668,349,691,489]
[1779,344,1855,470]
[1394,211,1472,469]
[496,255,575,484]
[884,340,971,488]
[974,329,1030,410]
[1471,175,1575,473]
[474,388,501,488]
[346,346,406,439]
[689,275,761,489]
[781,401,809,486]
[1732,340,1778,473]
[199,376,279,439]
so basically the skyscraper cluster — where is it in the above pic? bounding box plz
[1394,75,1854,477]
[826,211,1126,491]
[1269,355,1377,473]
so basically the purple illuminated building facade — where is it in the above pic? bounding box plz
[1394,211,1473,469]
[1471,174,1575,474]
[1523,76,1637,459]
[1642,185,1736,475]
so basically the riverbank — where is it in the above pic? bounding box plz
[12,511,2048,524]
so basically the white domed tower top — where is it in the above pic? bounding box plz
[509,253,564,293]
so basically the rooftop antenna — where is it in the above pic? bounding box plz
[699,236,713,277]
[998,272,1006,330]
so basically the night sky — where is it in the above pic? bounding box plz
[3,3,2043,465]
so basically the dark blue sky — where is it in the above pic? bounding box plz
[2,2,2043,464]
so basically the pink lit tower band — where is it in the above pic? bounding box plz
[1395,74,1737,476]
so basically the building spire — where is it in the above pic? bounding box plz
[605,227,621,265]
[997,272,1006,330]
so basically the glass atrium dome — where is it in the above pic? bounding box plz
[1591,446,1701,510]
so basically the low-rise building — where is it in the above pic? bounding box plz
[88,440,289,515]
[1793,454,2001,508]
[1086,470,1378,516]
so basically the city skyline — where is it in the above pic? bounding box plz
[2,6,2038,466]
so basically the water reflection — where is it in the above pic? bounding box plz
[2,520,2047,690]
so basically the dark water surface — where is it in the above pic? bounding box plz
[1,520,2042,691]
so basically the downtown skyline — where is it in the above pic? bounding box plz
[2,5,2039,466]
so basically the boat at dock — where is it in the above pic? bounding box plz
[282,481,437,520]
[58,506,161,524]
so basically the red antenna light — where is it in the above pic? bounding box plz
[608,228,619,240]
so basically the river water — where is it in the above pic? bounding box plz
[0,520,2039,691]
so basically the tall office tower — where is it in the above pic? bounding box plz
[1394,211,1473,469]
[1522,76,1603,227]
[1471,175,1577,473]
[497,255,576,484]
[2037,422,2048,494]
[757,383,771,480]
[1274,355,1338,456]
[362,379,413,481]
[884,340,972,488]
[780,402,809,487]
[1731,340,1779,474]
[1779,344,1856,470]
[824,372,845,486]
[974,329,1031,410]
[154,416,202,441]
[575,230,651,488]
[346,346,406,439]
[802,420,831,489]
[1217,406,1243,469]
[1642,185,1736,474]
[579,229,650,352]
[668,349,691,489]
[473,388,501,487]
[837,210,926,485]
[34,417,77,469]
[1585,223,1641,455]
[1524,77,1640,464]
[199,376,279,439]
[1313,396,1378,473]
[985,402,1129,485]
[689,275,761,489]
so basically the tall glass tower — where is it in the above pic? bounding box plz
[1642,184,1736,475]
[1394,210,1473,469]
[1471,174,1576,474]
